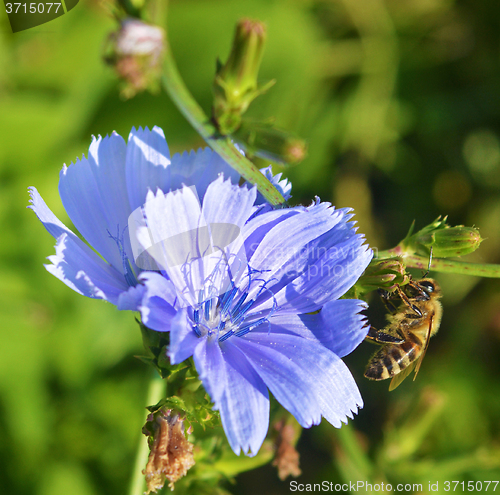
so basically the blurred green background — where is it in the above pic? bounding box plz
[1,0,500,493]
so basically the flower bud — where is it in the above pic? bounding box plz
[105,19,165,98]
[403,216,483,258]
[233,121,307,165]
[357,257,410,293]
[213,18,275,134]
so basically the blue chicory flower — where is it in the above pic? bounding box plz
[28,126,291,310]
[135,176,372,456]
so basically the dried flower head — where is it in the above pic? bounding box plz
[272,418,302,480]
[106,19,165,98]
[142,409,195,493]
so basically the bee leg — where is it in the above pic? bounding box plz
[377,288,399,314]
[395,284,423,317]
[394,326,410,342]
[411,282,431,301]
[365,326,404,344]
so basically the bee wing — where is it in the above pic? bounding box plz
[413,313,434,380]
[390,315,434,391]
[388,360,417,391]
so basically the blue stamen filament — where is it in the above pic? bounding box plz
[190,265,277,343]
[108,226,138,287]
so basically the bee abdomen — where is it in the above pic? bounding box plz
[364,341,419,381]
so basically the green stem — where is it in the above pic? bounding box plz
[161,41,285,206]
[128,371,166,495]
[376,249,500,278]
[335,424,373,480]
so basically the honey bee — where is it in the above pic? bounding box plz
[364,277,442,390]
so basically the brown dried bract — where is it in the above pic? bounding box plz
[272,419,302,480]
[142,410,195,493]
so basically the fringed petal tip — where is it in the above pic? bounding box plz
[44,234,107,300]
[27,186,36,209]
[42,230,128,304]
[61,142,102,174]
[128,125,167,141]
[257,166,292,203]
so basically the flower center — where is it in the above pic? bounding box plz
[191,267,276,343]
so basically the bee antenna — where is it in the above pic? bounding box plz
[423,247,433,278]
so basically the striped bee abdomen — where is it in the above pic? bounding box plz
[364,339,421,381]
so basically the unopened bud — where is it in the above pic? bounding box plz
[213,19,274,134]
[105,19,165,98]
[403,216,483,258]
[233,121,307,165]
[357,257,410,293]
[142,409,195,493]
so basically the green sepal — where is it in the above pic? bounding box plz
[134,355,158,368]
[137,318,172,379]
[355,256,411,295]
[146,392,220,432]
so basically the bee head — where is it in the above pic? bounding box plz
[419,280,435,293]
[417,278,441,298]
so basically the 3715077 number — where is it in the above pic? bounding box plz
[5,3,62,14]
[444,481,499,491]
